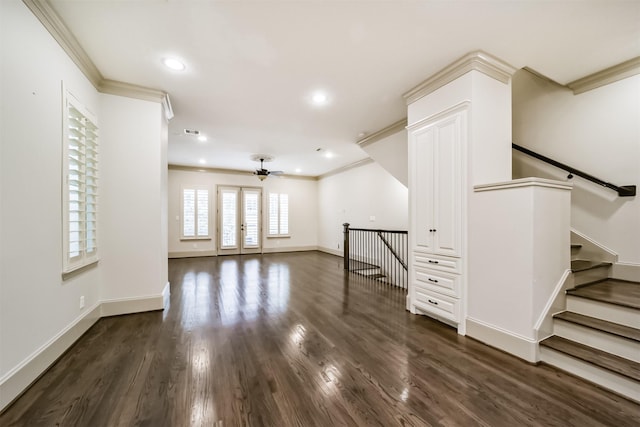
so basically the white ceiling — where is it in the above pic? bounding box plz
[49,0,640,177]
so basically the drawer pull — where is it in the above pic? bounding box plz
[428,260,439,264]
[428,278,438,283]
[428,299,438,305]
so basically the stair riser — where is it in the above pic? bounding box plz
[540,347,640,402]
[573,266,609,286]
[553,321,640,363]
[566,297,639,329]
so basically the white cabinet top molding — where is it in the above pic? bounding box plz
[403,50,517,105]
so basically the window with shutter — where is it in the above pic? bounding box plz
[268,193,289,237]
[63,90,99,273]
[182,187,210,239]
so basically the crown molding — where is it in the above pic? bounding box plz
[168,164,317,181]
[403,50,517,105]
[99,80,167,103]
[567,57,640,95]
[23,0,103,88]
[356,118,407,147]
[23,0,169,106]
[318,158,374,180]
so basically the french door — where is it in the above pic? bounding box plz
[217,186,262,255]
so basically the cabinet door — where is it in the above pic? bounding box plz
[411,125,436,252]
[432,113,462,257]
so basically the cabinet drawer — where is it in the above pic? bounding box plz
[415,268,460,297]
[414,289,460,322]
[413,252,461,274]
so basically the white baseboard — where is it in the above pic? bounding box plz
[466,317,538,363]
[168,250,217,258]
[611,262,640,282]
[0,303,101,410]
[0,290,167,411]
[261,245,318,254]
[317,246,342,257]
[162,281,171,310]
[100,293,165,317]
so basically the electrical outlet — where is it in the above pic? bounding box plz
[79,296,85,309]
[192,243,198,249]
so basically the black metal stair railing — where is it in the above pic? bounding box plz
[513,143,636,197]
[343,223,408,290]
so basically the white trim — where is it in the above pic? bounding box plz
[168,250,217,258]
[534,269,573,341]
[100,294,165,317]
[406,100,471,131]
[466,317,538,362]
[0,303,101,410]
[317,158,374,180]
[356,118,407,147]
[99,80,167,103]
[571,228,618,264]
[403,50,517,104]
[167,164,317,181]
[611,262,640,282]
[261,246,318,254]
[162,282,171,310]
[317,246,342,257]
[567,57,640,95]
[474,177,573,193]
[23,0,167,104]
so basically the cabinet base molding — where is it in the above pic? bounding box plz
[466,317,538,363]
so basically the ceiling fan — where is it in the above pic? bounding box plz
[251,155,283,181]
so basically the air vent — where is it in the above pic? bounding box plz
[184,129,200,136]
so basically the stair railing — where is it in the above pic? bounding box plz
[513,143,636,197]
[343,223,408,290]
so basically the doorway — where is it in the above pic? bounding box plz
[217,186,262,255]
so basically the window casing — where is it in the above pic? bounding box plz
[63,91,99,273]
[182,187,210,239]
[268,193,289,236]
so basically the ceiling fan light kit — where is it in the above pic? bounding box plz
[252,155,283,181]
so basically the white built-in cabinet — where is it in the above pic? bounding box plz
[409,106,466,327]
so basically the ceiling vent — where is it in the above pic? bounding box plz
[184,129,200,136]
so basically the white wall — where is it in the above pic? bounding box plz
[468,179,571,361]
[513,70,640,266]
[99,94,167,302]
[360,130,408,187]
[168,168,318,256]
[317,161,408,254]
[0,0,167,409]
[1,0,102,397]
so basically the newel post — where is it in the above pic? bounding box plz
[343,223,350,271]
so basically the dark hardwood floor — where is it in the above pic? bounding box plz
[2,251,639,426]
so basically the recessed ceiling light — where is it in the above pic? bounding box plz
[198,158,206,165]
[197,135,207,142]
[325,152,334,159]
[163,57,186,71]
[295,168,302,173]
[311,91,329,106]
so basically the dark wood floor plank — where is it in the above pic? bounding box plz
[2,251,639,427]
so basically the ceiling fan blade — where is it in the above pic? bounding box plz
[270,170,284,175]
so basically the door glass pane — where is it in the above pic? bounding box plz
[221,191,237,247]
[244,192,259,247]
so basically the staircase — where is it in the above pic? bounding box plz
[540,245,640,402]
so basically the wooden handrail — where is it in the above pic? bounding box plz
[513,143,636,197]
